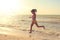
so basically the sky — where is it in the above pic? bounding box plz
[0,0,60,16]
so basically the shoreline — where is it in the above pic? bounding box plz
[0,27,60,40]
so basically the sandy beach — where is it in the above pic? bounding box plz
[0,26,60,40]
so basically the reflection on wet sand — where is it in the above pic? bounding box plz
[0,26,60,40]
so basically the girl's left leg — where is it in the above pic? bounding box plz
[29,22,34,33]
[35,21,45,29]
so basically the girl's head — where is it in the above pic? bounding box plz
[31,9,37,14]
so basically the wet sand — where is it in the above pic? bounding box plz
[0,26,60,40]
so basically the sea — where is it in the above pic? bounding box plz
[0,15,60,32]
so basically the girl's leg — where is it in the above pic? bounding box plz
[35,21,39,27]
[35,21,45,29]
[29,22,34,33]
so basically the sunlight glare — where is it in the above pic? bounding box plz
[0,0,24,16]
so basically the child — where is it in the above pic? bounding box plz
[29,9,45,33]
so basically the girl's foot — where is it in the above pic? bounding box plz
[38,26,45,29]
[29,31,32,33]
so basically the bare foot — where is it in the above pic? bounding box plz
[42,26,45,29]
[29,31,32,33]
[38,26,45,29]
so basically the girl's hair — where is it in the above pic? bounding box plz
[31,9,37,12]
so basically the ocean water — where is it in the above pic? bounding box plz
[9,15,60,31]
[0,15,60,32]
